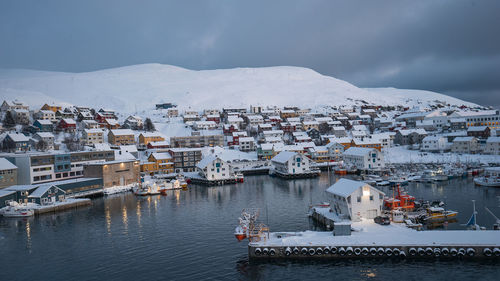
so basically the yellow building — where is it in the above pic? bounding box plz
[144,152,174,174]
[41,103,62,113]
[139,132,165,145]
[108,129,135,145]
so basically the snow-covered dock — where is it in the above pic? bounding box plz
[34,199,91,215]
[248,220,500,259]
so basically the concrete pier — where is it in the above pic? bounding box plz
[34,199,91,215]
[247,221,500,260]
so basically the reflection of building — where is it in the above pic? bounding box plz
[83,160,140,188]
[326,179,385,221]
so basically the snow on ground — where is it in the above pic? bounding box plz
[0,64,477,113]
[253,219,500,247]
[384,146,500,164]
[154,118,192,137]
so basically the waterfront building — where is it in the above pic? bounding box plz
[485,137,500,155]
[451,137,480,154]
[168,148,203,172]
[83,159,140,188]
[421,136,447,152]
[271,151,313,176]
[196,155,234,181]
[2,150,114,185]
[325,179,385,221]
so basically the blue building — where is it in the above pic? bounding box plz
[33,119,54,132]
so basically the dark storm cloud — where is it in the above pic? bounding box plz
[0,0,499,106]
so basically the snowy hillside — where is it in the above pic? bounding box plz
[0,64,477,112]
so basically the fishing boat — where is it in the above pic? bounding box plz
[420,169,448,182]
[383,184,415,211]
[422,207,458,222]
[176,175,188,188]
[134,183,150,196]
[1,202,35,218]
[235,173,244,183]
[473,167,500,187]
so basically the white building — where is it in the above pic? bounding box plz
[239,137,255,151]
[326,179,385,221]
[193,121,217,130]
[35,110,56,121]
[485,137,500,155]
[325,141,345,161]
[421,136,447,152]
[451,137,479,154]
[32,132,55,150]
[196,155,233,181]
[342,147,384,170]
[271,151,313,175]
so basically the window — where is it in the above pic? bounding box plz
[357,196,361,203]
[370,195,374,201]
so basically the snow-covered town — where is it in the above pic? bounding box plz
[1,99,499,221]
[2,1,500,280]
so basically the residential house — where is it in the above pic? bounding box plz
[193,121,218,130]
[33,132,55,150]
[0,157,17,188]
[124,115,143,130]
[170,134,223,148]
[1,100,29,112]
[451,137,479,154]
[394,129,428,145]
[421,136,447,152]
[12,109,30,125]
[239,137,255,151]
[145,152,174,174]
[485,137,500,155]
[33,120,54,132]
[138,132,165,146]
[57,118,77,132]
[325,141,344,161]
[82,129,104,146]
[108,129,135,145]
[41,103,62,112]
[342,147,384,170]
[35,110,56,121]
[2,133,30,152]
[467,126,491,139]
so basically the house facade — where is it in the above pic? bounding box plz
[271,151,312,175]
[325,179,385,221]
[196,155,234,181]
[342,147,384,170]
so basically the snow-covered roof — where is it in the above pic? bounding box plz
[0,158,17,170]
[111,129,135,136]
[451,110,498,117]
[140,132,163,137]
[467,126,488,132]
[453,137,476,142]
[326,179,366,198]
[62,118,76,124]
[271,151,298,164]
[84,128,103,134]
[423,135,445,141]
[148,140,170,146]
[239,137,254,142]
[28,184,65,198]
[343,147,375,156]
[262,130,284,135]
[151,152,172,160]
[196,155,218,169]
[34,132,54,138]
[6,133,29,142]
[35,119,53,125]
[486,137,500,143]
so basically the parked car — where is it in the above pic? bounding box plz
[374,216,390,225]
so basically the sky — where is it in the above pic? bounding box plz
[1,0,499,107]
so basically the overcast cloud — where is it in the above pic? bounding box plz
[1,0,499,106]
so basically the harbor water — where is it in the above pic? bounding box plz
[1,174,499,280]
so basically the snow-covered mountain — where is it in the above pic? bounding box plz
[0,63,477,112]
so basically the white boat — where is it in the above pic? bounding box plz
[1,202,35,218]
[474,167,500,187]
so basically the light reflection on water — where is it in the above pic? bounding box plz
[0,174,499,280]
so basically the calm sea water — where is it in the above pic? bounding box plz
[1,174,499,280]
